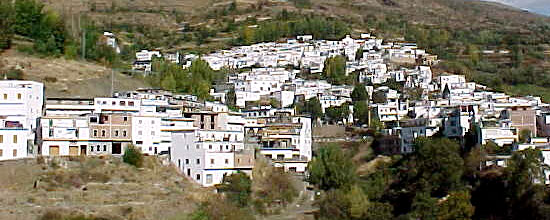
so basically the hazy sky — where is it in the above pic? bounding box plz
[484,0,550,16]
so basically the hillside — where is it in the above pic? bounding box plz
[0,156,206,220]
[2,0,550,97]
[0,48,148,98]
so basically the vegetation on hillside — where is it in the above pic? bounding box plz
[122,144,144,167]
[309,137,550,219]
[148,58,226,99]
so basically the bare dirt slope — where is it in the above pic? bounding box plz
[0,49,148,98]
[0,156,207,220]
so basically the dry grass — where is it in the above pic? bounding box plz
[0,156,208,220]
[0,48,148,98]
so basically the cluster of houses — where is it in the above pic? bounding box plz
[0,84,311,187]
[201,34,550,181]
[2,33,550,185]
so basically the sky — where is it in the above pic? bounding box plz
[483,0,550,16]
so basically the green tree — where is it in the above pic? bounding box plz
[160,73,177,91]
[252,159,298,209]
[0,0,15,50]
[353,101,368,125]
[299,97,323,121]
[437,190,475,220]
[410,192,439,220]
[122,145,144,168]
[351,84,368,102]
[226,88,237,108]
[413,138,464,196]
[325,103,350,124]
[322,55,347,85]
[316,185,393,220]
[308,144,356,191]
[355,47,364,61]
[217,172,252,207]
[14,0,44,38]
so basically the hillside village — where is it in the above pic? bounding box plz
[2,32,550,189]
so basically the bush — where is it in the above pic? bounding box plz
[217,172,252,207]
[4,68,24,80]
[123,145,144,168]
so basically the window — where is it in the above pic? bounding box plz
[93,130,98,137]
[178,159,181,168]
[128,101,134,106]
[17,93,21,99]
[139,120,143,124]
[0,149,2,157]
[151,131,155,135]
[114,130,119,137]
[206,174,213,184]
[185,159,189,164]
[90,146,94,152]
[90,117,98,123]
[2,94,6,99]
[101,130,106,137]
[196,158,200,164]
[225,159,229,164]
[112,101,116,105]
[103,145,107,151]
[120,101,126,106]
[123,130,127,137]
[151,120,155,124]
[0,135,3,143]
[13,149,17,157]
[211,159,215,164]
[136,141,143,144]
[123,116,128,122]
[97,145,100,151]
[196,144,199,149]
[196,174,201,181]
[186,145,189,150]
[138,131,142,135]
[209,145,212,150]
[13,135,17,144]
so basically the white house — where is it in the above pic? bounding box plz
[0,81,44,160]
[40,116,90,156]
[171,111,253,187]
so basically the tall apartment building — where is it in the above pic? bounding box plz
[0,81,44,160]
[171,111,253,187]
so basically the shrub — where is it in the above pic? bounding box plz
[217,172,252,207]
[44,76,57,83]
[123,145,144,168]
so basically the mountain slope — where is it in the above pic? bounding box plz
[1,48,148,98]
[2,0,549,98]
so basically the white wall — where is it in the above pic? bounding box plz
[0,129,30,160]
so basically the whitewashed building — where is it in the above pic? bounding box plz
[0,81,44,160]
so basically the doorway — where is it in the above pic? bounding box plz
[112,143,122,154]
[80,145,87,155]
